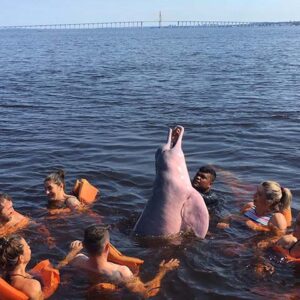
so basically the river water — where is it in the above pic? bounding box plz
[0,26,300,299]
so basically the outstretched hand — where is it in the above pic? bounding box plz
[159,258,180,271]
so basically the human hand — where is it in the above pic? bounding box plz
[159,258,180,271]
[217,222,230,229]
[70,240,83,252]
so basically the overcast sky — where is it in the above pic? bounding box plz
[1,0,300,26]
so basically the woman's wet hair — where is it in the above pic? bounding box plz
[83,225,110,255]
[261,181,292,212]
[0,235,23,271]
[44,169,65,187]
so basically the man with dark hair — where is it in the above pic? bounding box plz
[61,225,179,298]
[0,193,29,237]
[192,165,218,209]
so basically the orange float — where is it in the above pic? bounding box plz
[73,178,99,205]
[0,259,60,300]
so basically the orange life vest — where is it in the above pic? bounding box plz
[73,178,99,205]
[0,259,60,300]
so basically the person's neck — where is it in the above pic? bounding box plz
[9,263,28,277]
[55,192,68,202]
[198,187,210,194]
[89,252,108,268]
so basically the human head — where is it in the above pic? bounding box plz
[44,170,66,201]
[0,235,31,271]
[254,181,292,213]
[0,193,15,223]
[83,225,110,256]
[192,165,216,193]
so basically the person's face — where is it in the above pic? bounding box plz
[20,238,31,263]
[0,199,15,222]
[253,186,268,210]
[44,180,63,201]
[192,172,213,192]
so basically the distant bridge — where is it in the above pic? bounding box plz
[1,20,299,30]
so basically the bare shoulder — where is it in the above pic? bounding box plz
[21,278,43,300]
[71,253,89,268]
[270,212,287,230]
[118,265,133,281]
[65,195,81,208]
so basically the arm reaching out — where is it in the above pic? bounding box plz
[56,240,83,269]
[125,258,180,298]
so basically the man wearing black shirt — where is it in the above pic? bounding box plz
[192,166,218,209]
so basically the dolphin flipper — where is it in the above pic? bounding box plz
[181,191,209,238]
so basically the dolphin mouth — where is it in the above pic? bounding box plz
[171,126,182,148]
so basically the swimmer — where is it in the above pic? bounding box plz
[218,181,292,233]
[44,170,82,211]
[192,165,218,209]
[276,212,300,257]
[0,193,30,237]
[60,225,180,298]
[0,235,43,300]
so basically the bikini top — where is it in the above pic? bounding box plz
[244,206,272,226]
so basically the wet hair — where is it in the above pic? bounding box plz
[261,181,292,212]
[44,169,65,187]
[0,193,12,212]
[198,166,217,182]
[0,235,23,271]
[83,225,109,256]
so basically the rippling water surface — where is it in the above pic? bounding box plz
[0,26,300,299]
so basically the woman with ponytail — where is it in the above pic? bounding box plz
[218,181,292,233]
[44,170,82,211]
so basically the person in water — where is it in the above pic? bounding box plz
[0,193,30,237]
[276,212,300,257]
[60,225,180,298]
[218,181,292,232]
[0,235,43,300]
[44,170,82,210]
[192,165,218,209]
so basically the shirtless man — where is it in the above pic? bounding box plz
[59,225,180,298]
[0,193,30,237]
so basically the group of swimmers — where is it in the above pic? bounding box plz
[0,167,299,299]
[0,170,179,300]
[192,165,300,259]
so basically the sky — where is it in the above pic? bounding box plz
[1,0,300,26]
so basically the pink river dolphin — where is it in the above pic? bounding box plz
[133,126,209,238]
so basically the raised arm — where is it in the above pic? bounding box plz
[56,240,83,269]
[124,258,180,298]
